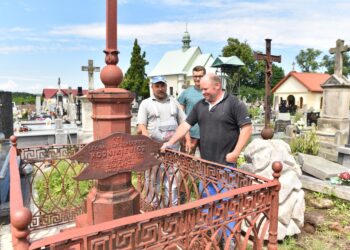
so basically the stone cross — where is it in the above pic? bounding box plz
[329,39,350,77]
[82,59,100,91]
[254,39,281,138]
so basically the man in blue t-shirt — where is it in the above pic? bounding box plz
[178,65,206,155]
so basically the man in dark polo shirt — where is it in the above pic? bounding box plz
[161,73,252,166]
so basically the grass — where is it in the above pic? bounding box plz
[280,190,350,250]
[35,160,93,211]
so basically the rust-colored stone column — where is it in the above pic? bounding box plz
[76,0,139,226]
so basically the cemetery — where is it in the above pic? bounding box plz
[1,1,350,250]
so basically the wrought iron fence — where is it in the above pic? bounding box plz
[9,139,281,250]
[19,143,90,230]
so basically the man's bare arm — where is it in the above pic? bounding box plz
[161,122,191,151]
[137,124,149,137]
[225,124,253,163]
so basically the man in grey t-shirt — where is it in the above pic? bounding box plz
[137,76,190,149]
[137,76,190,206]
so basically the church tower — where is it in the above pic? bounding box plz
[182,26,191,51]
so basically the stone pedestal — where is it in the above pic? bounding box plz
[35,96,41,115]
[77,96,93,144]
[54,118,67,144]
[316,74,350,162]
[76,88,138,226]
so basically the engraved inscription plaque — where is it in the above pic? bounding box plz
[72,132,161,180]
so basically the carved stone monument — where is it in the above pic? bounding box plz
[317,39,350,162]
[82,59,100,91]
[35,95,41,115]
[66,87,76,122]
[242,139,305,240]
[77,96,93,144]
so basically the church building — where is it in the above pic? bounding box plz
[149,30,217,97]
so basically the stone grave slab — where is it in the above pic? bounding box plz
[300,174,350,201]
[297,153,350,180]
[337,146,350,169]
[275,120,291,133]
[72,132,161,180]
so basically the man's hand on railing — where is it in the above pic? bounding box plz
[160,142,172,152]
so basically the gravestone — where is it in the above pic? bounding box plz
[82,59,100,91]
[317,39,350,162]
[0,91,13,138]
[77,96,93,144]
[55,118,67,144]
[66,87,76,122]
[35,96,41,116]
[243,139,304,240]
[275,112,291,133]
[297,153,350,180]
[306,112,320,126]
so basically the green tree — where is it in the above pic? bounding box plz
[271,64,285,88]
[221,38,284,98]
[295,48,322,72]
[12,92,36,104]
[222,38,258,90]
[120,39,150,98]
[322,52,350,77]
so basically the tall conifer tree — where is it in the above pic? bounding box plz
[121,39,150,98]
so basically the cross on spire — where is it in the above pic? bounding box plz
[254,39,281,139]
[329,39,350,77]
[82,59,100,91]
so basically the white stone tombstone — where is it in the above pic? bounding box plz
[277,112,291,121]
[55,118,67,144]
[35,96,41,115]
[77,96,93,144]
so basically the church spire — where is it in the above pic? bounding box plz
[182,23,191,51]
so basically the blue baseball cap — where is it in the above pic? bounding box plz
[151,76,167,84]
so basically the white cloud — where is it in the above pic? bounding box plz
[49,23,105,39]
[0,45,36,54]
[44,0,349,51]
[0,79,18,92]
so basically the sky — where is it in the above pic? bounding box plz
[0,0,349,94]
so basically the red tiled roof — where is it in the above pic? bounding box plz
[42,88,88,99]
[272,71,331,93]
[42,89,57,99]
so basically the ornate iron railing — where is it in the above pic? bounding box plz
[9,139,282,250]
[18,143,90,230]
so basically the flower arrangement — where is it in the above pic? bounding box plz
[339,171,350,185]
